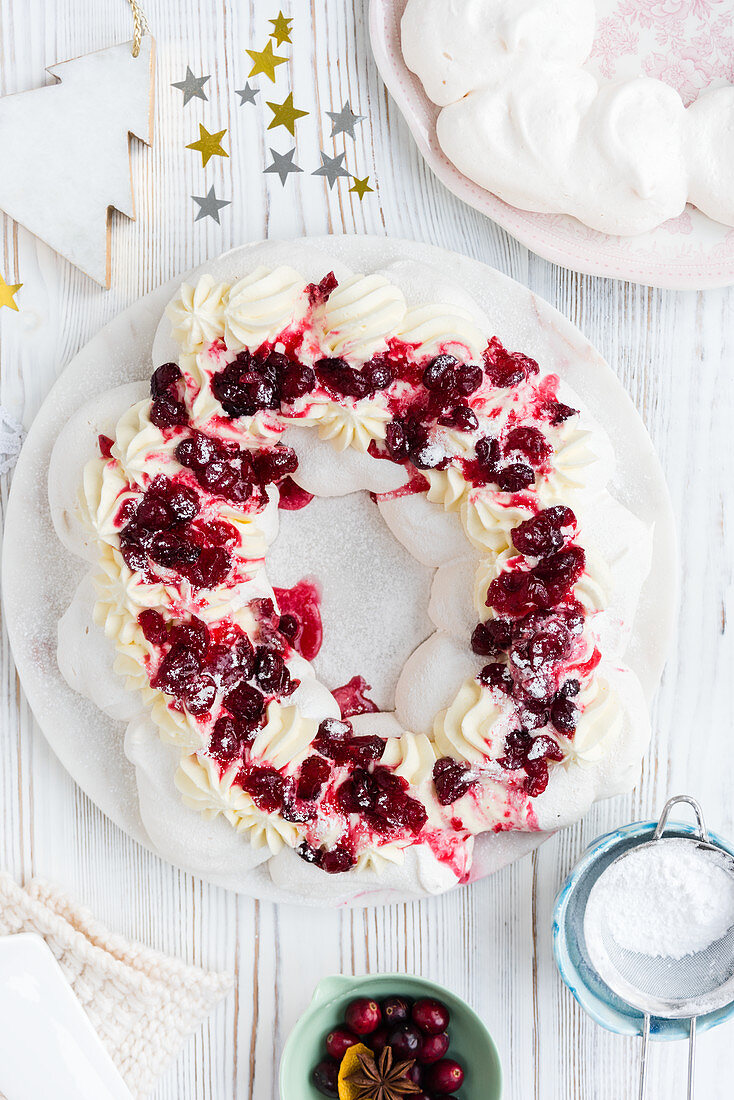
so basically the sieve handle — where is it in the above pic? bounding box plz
[654,795,709,843]
[638,1013,650,1100]
[688,1017,696,1100]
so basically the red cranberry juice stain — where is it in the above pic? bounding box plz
[274,578,323,661]
[277,476,314,510]
[332,675,379,718]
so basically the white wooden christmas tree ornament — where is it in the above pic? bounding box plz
[0,36,155,287]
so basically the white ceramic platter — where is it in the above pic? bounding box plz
[2,236,677,905]
[370,0,734,289]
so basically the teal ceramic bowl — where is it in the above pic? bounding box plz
[280,973,502,1099]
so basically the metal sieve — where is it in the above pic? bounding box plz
[583,796,734,1100]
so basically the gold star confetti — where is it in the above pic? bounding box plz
[246,40,288,83]
[269,12,293,46]
[186,124,229,167]
[266,91,308,136]
[350,176,374,200]
[0,273,22,311]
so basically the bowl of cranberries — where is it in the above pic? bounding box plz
[280,973,501,1099]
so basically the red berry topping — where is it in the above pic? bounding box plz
[224,682,265,729]
[307,271,338,305]
[505,425,551,466]
[98,433,114,458]
[296,755,331,801]
[138,608,168,645]
[412,998,450,1036]
[240,766,285,813]
[345,998,382,1036]
[512,506,577,559]
[433,758,475,806]
[471,618,513,657]
[332,675,379,719]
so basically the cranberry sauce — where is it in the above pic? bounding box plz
[332,675,379,718]
[273,579,323,661]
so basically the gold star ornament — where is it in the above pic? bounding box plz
[350,176,374,201]
[246,40,288,83]
[269,12,293,46]
[266,92,308,136]
[186,124,229,167]
[0,273,22,311]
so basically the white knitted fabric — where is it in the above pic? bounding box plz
[0,875,233,1097]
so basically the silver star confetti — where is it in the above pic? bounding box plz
[171,66,211,106]
[236,82,260,106]
[0,406,24,477]
[192,186,231,224]
[326,100,365,140]
[312,150,351,190]
[264,147,303,186]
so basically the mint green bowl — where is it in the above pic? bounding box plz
[279,973,502,1099]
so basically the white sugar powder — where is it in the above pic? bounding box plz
[592,839,734,960]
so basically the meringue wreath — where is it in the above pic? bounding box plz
[63,255,653,896]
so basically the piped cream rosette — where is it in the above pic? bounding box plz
[63,258,652,893]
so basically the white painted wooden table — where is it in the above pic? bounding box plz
[1,2,732,1097]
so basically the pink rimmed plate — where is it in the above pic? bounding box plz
[369,0,734,289]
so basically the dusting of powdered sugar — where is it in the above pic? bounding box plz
[587,838,734,961]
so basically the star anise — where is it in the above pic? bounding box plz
[346,1045,422,1100]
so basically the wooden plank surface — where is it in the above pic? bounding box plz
[1,1,733,1097]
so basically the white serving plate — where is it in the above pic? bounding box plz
[1,236,677,905]
[0,934,132,1100]
[370,0,734,289]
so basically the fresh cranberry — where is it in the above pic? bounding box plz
[370,1027,389,1054]
[325,1026,358,1060]
[479,662,514,694]
[407,1064,423,1086]
[241,766,284,813]
[138,609,168,645]
[312,1059,339,1097]
[497,462,534,492]
[176,430,217,470]
[320,844,356,874]
[254,446,298,484]
[551,695,579,733]
[152,643,200,697]
[433,758,475,805]
[412,998,450,1036]
[418,1032,450,1064]
[209,715,247,761]
[513,506,577,559]
[307,272,337,305]
[438,405,479,433]
[224,682,265,728]
[345,998,382,1036]
[150,362,182,398]
[388,1023,422,1058]
[385,420,411,462]
[382,995,412,1026]
[182,674,217,715]
[150,394,188,428]
[424,1059,465,1095]
[98,433,114,458]
[505,426,551,466]
[471,618,513,657]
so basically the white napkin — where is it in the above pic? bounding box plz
[0,875,233,1098]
